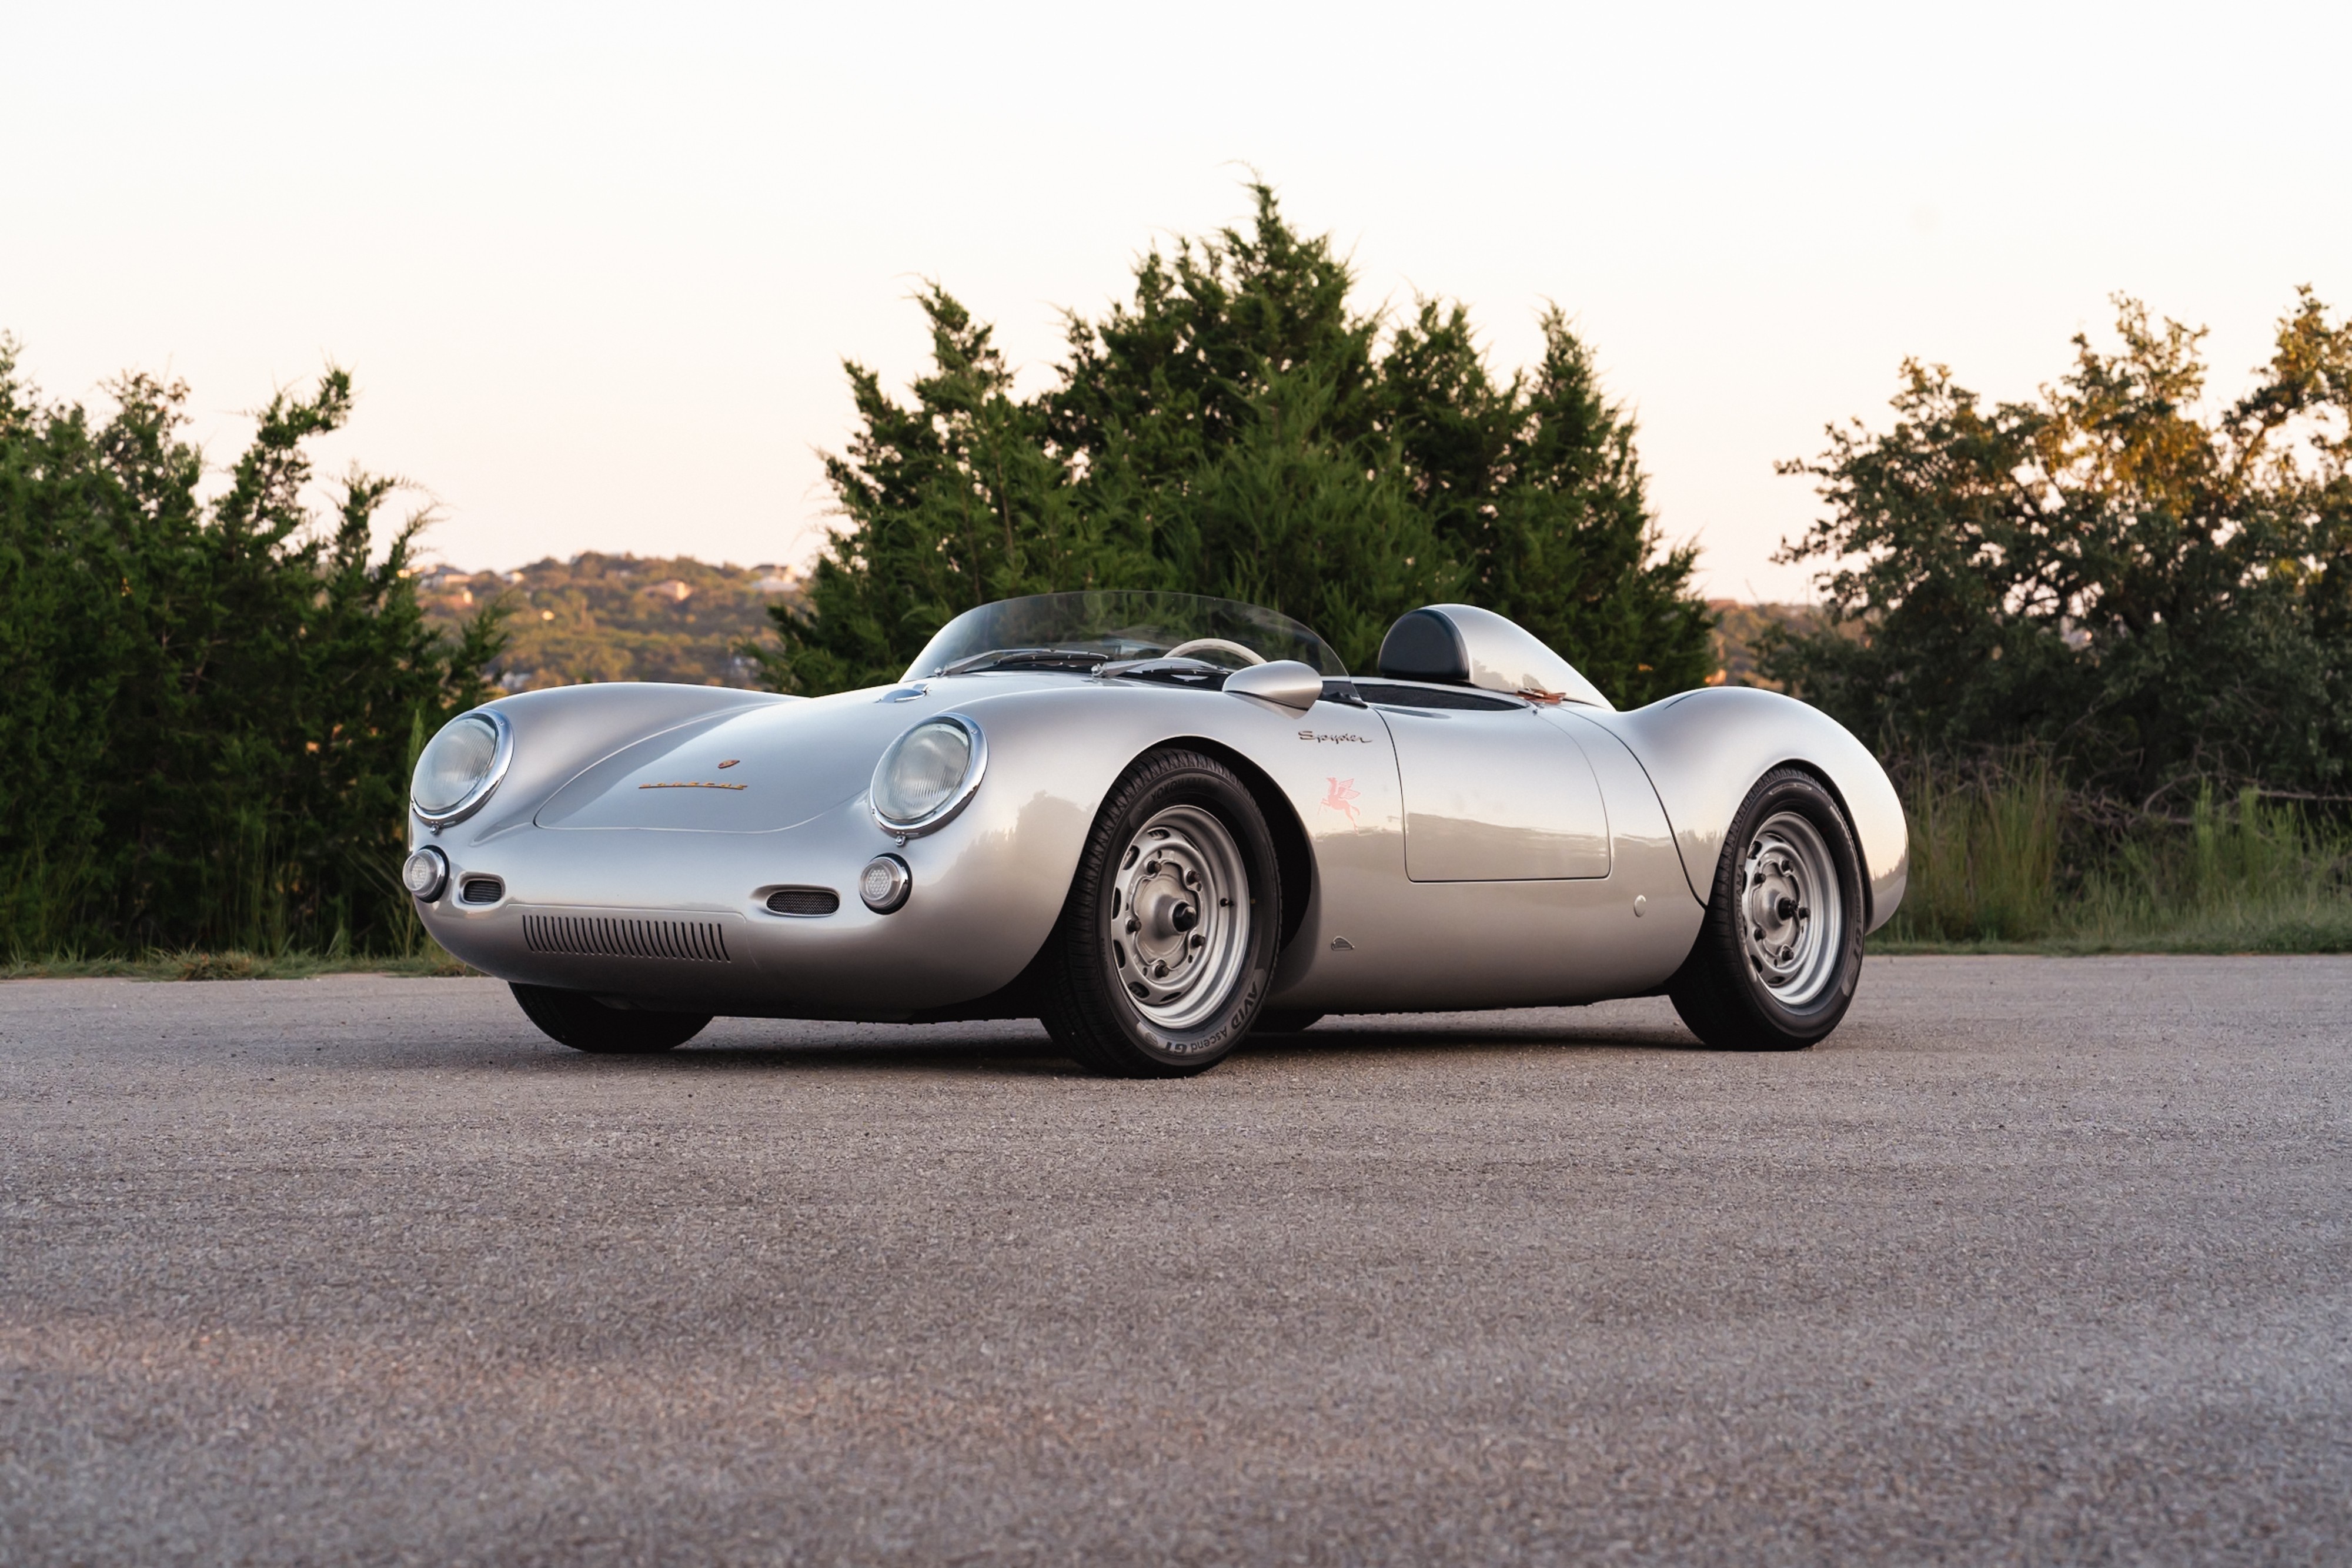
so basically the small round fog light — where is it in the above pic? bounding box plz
[402,845,450,902]
[859,854,911,914]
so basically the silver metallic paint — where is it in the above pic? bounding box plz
[1588,686,1909,931]
[411,617,1905,1021]
[1222,660,1325,711]
[1381,706,1612,881]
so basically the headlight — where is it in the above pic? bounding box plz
[402,845,450,902]
[870,714,985,835]
[412,708,514,827]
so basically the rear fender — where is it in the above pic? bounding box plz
[1591,688,1907,931]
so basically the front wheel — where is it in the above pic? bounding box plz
[511,984,711,1054]
[1038,749,1282,1077]
[1667,768,1866,1051]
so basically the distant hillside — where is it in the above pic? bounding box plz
[421,563,1818,694]
[1708,600,1837,689]
[417,553,805,690]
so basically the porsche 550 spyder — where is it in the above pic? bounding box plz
[402,591,1906,1075]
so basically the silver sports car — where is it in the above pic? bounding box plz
[403,591,1906,1075]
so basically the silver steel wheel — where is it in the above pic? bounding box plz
[1105,804,1252,1031]
[1740,811,1845,1008]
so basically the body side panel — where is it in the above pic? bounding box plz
[1262,701,1701,1012]
[1379,706,1612,881]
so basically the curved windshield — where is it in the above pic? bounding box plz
[904,591,1347,679]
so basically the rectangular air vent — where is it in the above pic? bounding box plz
[459,875,506,905]
[521,913,731,963]
[765,887,840,917]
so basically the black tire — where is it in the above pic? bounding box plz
[1667,768,1866,1051]
[1038,749,1282,1077]
[1253,1010,1325,1036]
[510,983,711,1054]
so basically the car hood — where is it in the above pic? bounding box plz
[530,674,1053,834]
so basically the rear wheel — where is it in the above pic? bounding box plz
[510,983,710,1054]
[1038,750,1281,1077]
[1668,768,1865,1051]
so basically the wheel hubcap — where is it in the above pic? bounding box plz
[1740,811,1843,1008]
[1107,804,1251,1030]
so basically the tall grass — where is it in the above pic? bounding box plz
[5,718,446,975]
[1883,754,2352,952]
[1893,752,2066,941]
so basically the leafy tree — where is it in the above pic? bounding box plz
[1044,199,1458,668]
[761,186,1713,699]
[1382,300,1713,704]
[1765,292,2352,805]
[0,343,503,952]
[770,290,1132,694]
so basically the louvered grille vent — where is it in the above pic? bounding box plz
[459,875,505,905]
[766,887,840,917]
[521,912,731,963]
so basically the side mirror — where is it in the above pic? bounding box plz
[1224,660,1324,713]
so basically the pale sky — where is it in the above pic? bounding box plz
[6,1,2347,602]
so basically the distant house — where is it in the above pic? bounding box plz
[420,571,476,607]
[643,579,693,602]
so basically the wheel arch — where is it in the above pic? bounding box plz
[1118,735,1317,955]
[1594,687,1908,934]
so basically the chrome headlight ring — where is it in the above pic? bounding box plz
[410,707,516,830]
[402,844,450,902]
[869,712,987,838]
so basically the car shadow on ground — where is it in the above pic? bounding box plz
[573,1014,1711,1077]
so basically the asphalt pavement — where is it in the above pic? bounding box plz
[2,956,2347,1565]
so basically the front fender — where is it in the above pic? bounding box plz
[1591,687,1907,931]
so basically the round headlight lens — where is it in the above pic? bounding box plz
[402,845,450,901]
[412,713,507,822]
[871,717,980,830]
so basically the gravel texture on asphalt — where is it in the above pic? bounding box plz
[1,956,2347,1566]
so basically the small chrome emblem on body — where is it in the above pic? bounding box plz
[638,781,749,791]
[1329,935,1357,951]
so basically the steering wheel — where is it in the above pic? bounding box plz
[1161,637,1267,667]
